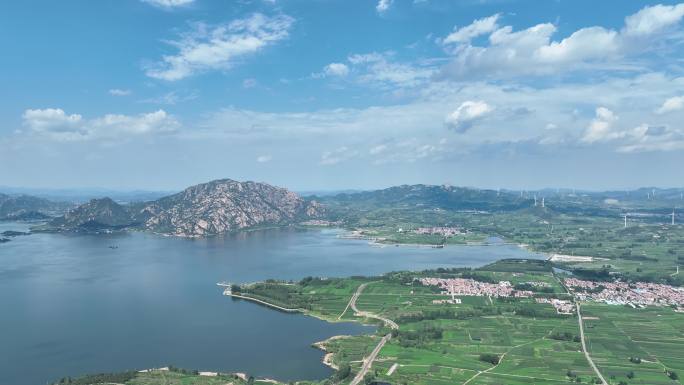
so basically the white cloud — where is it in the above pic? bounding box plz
[617,124,684,153]
[582,107,620,143]
[256,154,272,162]
[443,14,500,44]
[535,26,620,63]
[623,3,684,36]
[22,108,82,132]
[141,90,198,105]
[146,13,295,81]
[369,138,449,165]
[656,96,684,114]
[190,72,684,157]
[440,4,684,79]
[444,101,493,132]
[141,0,194,9]
[346,52,434,88]
[320,146,358,165]
[323,62,349,77]
[22,108,179,141]
[376,0,393,14]
[109,89,132,96]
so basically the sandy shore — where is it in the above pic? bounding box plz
[313,335,353,370]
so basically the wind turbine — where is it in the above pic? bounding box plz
[541,197,545,208]
[671,208,676,226]
[534,195,538,207]
[622,214,628,229]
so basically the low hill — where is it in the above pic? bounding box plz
[0,193,71,220]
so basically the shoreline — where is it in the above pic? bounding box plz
[223,292,301,313]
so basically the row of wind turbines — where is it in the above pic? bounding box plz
[622,208,678,228]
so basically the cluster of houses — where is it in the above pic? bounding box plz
[413,226,465,237]
[420,277,534,298]
[535,298,575,314]
[564,278,684,308]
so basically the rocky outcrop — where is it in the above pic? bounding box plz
[135,179,324,237]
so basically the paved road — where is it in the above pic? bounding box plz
[348,283,398,385]
[577,303,607,385]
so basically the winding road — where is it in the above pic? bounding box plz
[348,283,398,385]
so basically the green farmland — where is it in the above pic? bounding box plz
[225,259,682,385]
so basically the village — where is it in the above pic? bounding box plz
[420,277,535,298]
[420,277,578,314]
[564,278,684,308]
[412,226,466,237]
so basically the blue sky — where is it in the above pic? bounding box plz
[2,0,684,191]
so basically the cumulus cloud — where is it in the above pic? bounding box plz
[439,3,684,79]
[23,108,82,132]
[656,96,684,114]
[146,13,294,81]
[323,62,350,77]
[109,89,132,96]
[582,107,619,143]
[443,14,500,44]
[444,101,493,132]
[376,0,392,14]
[623,3,684,36]
[22,108,179,141]
[141,0,194,9]
[256,154,272,162]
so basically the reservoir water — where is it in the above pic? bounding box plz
[0,222,544,385]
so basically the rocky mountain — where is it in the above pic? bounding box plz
[0,193,71,220]
[44,179,324,236]
[135,179,324,237]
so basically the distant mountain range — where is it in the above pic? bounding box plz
[0,193,72,220]
[42,179,324,237]
[4,180,683,237]
[0,186,174,204]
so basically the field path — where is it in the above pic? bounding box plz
[577,303,608,385]
[338,282,368,320]
[348,283,398,385]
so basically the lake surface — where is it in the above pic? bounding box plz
[0,222,544,385]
